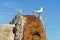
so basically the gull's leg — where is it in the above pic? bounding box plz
[38,13,40,17]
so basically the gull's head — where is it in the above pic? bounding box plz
[41,7,43,10]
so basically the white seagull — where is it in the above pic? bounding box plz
[34,7,43,13]
[33,7,43,17]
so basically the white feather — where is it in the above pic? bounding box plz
[34,7,43,13]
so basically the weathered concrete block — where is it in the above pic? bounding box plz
[0,24,15,40]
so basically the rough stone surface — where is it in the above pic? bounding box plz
[9,12,47,40]
[0,24,15,40]
[14,15,25,40]
[0,11,47,40]
[11,15,46,40]
[23,15,46,40]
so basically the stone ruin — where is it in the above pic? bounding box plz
[0,10,47,40]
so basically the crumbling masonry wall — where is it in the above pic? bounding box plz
[0,10,47,40]
[10,15,47,40]
[23,15,46,40]
[0,24,14,40]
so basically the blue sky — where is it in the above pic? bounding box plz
[0,0,60,40]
